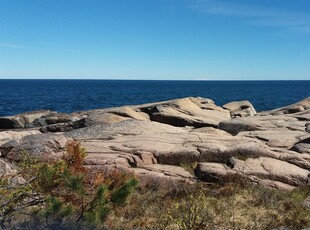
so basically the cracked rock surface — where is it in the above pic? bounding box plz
[1,96,310,190]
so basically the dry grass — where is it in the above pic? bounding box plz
[106,182,310,230]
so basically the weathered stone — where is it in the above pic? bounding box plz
[190,127,232,136]
[291,143,310,154]
[84,113,130,126]
[9,176,26,187]
[6,133,71,162]
[108,106,150,121]
[306,123,310,133]
[0,140,18,157]
[0,111,53,129]
[197,137,278,163]
[2,96,310,190]
[262,97,310,115]
[257,179,295,191]
[138,97,231,128]
[219,115,304,135]
[43,113,73,124]
[237,128,309,149]
[0,159,26,187]
[233,157,309,186]
[0,117,24,129]
[223,100,256,117]
[290,137,310,153]
[142,164,195,179]
[303,196,310,208]
[195,162,239,183]
[0,158,18,176]
[67,120,186,139]
[196,157,310,188]
[0,130,41,145]
[291,110,310,121]
[133,151,157,165]
[132,167,195,189]
[40,118,86,133]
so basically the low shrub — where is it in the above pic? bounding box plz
[0,141,138,229]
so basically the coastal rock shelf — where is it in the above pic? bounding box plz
[1,96,310,190]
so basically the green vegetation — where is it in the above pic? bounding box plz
[1,142,310,229]
[0,141,138,229]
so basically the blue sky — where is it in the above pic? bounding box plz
[0,0,310,80]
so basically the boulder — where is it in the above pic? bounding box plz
[0,140,18,157]
[223,100,256,117]
[290,137,310,153]
[138,97,230,128]
[6,133,71,162]
[194,162,239,183]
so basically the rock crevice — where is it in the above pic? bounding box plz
[1,96,310,190]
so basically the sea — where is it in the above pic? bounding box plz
[0,80,309,117]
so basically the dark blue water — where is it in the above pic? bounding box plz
[0,80,309,116]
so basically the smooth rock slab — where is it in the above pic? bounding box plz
[237,128,309,148]
[196,157,310,187]
[196,138,278,163]
[233,157,310,186]
[219,115,304,135]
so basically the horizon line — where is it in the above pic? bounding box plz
[0,78,309,81]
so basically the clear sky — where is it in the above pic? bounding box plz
[0,0,310,80]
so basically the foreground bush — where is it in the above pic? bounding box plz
[0,141,138,229]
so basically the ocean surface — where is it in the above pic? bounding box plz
[0,80,309,117]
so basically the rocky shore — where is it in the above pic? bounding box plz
[1,96,310,190]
